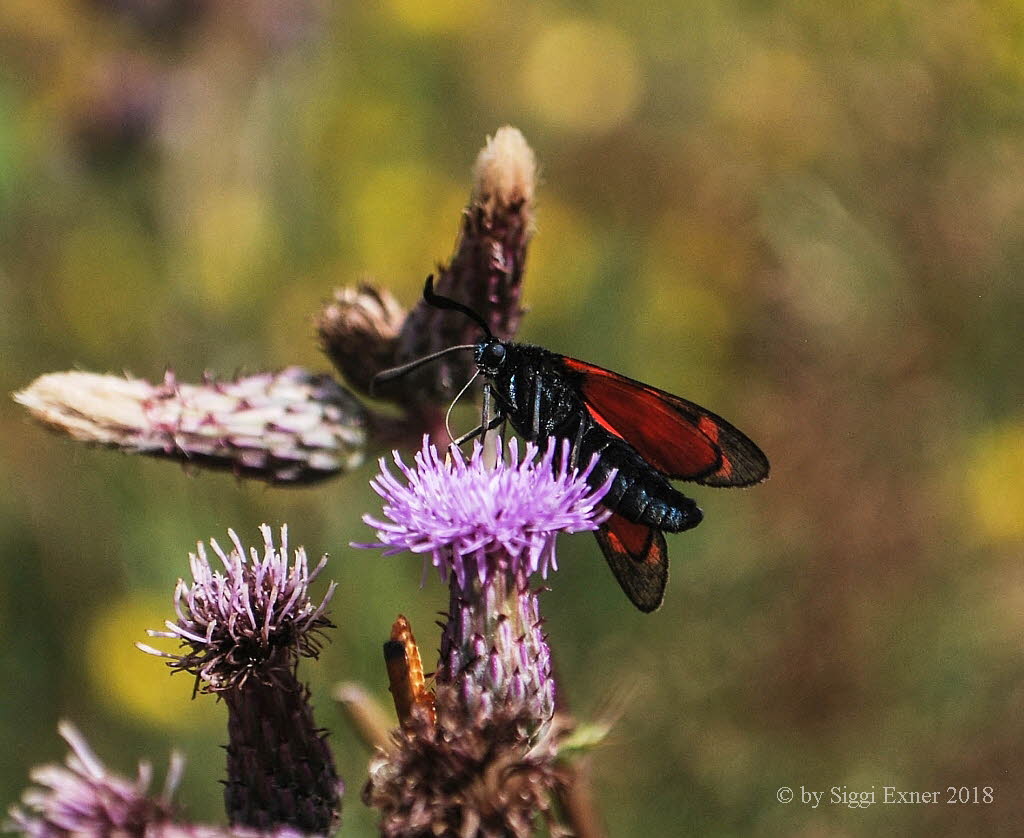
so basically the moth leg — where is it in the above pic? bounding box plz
[569,417,586,470]
[450,413,504,447]
[497,416,508,451]
[482,382,494,429]
[530,374,542,439]
[444,370,481,444]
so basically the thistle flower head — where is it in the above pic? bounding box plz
[140,525,336,691]
[363,687,570,838]
[316,284,406,395]
[8,721,180,838]
[13,367,366,485]
[8,724,316,838]
[357,437,612,587]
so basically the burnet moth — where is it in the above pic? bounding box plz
[375,277,770,612]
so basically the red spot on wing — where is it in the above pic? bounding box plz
[561,357,768,487]
[697,416,719,443]
[595,513,668,612]
[601,513,660,564]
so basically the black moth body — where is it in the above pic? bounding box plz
[474,339,703,535]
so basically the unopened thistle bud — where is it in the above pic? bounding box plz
[139,526,342,834]
[14,368,366,485]
[316,284,406,396]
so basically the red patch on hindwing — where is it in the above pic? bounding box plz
[594,513,669,612]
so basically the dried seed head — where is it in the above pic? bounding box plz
[383,616,436,728]
[316,284,406,395]
[363,686,570,838]
[391,127,536,406]
[472,126,537,216]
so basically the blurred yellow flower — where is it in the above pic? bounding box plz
[86,595,212,731]
[522,197,601,321]
[713,49,836,166]
[521,20,643,133]
[967,420,1024,542]
[385,0,481,32]
[193,187,278,311]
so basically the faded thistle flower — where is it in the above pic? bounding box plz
[14,368,366,485]
[322,127,535,415]
[139,526,342,834]
[316,285,406,398]
[356,438,611,837]
[8,722,181,838]
[391,126,535,406]
[363,688,575,838]
[7,722,305,838]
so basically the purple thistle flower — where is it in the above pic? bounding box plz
[139,527,343,834]
[8,722,180,838]
[359,438,611,836]
[139,524,335,691]
[357,437,613,588]
[7,723,311,838]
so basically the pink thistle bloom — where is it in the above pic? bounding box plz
[8,723,310,838]
[139,525,335,691]
[356,437,613,587]
[138,527,342,833]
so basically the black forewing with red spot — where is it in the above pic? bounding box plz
[594,513,668,613]
[561,358,769,487]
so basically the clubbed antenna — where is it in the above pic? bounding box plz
[422,275,493,339]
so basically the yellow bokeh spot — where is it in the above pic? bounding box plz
[385,0,481,32]
[86,595,212,731]
[522,198,601,320]
[967,420,1024,541]
[713,49,835,165]
[647,279,730,345]
[521,20,643,133]
[646,209,755,292]
[347,163,466,289]
[57,214,157,353]
[192,187,276,312]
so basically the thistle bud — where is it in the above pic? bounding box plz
[14,368,366,485]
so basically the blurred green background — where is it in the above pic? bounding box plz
[2,1,1023,835]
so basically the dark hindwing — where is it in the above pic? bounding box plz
[594,513,669,612]
[561,357,770,487]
